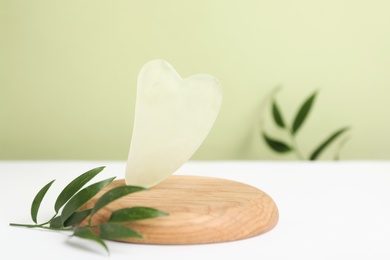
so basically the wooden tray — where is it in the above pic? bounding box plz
[80,175,278,244]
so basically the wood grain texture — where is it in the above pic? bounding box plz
[79,175,279,244]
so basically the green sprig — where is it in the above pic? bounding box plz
[261,88,351,160]
[10,166,168,254]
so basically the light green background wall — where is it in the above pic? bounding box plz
[1,0,390,160]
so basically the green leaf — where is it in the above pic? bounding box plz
[291,91,317,135]
[272,100,285,128]
[31,179,55,224]
[99,223,142,240]
[309,127,349,160]
[55,166,105,213]
[109,207,169,222]
[72,226,108,253]
[61,177,115,224]
[262,132,292,153]
[64,209,92,227]
[50,216,63,228]
[91,186,146,217]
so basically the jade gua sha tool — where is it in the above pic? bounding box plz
[81,60,279,244]
[125,59,223,188]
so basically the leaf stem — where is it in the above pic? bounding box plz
[289,131,305,160]
[334,136,350,160]
[39,214,57,226]
[10,222,74,231]
[9,223,43,228]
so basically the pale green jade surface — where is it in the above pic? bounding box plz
[125,60,222,188]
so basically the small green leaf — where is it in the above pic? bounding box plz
[61,177,115,224]
[55,166,105,213]
[272,100,285,128]
[91,186,146,217]
[291,91,317,135]
[262,132,292,153]
[50,216,63,228]
[99,223,143,240]
[64,209,92,227]
[109,207,169,222]
[31,179,55,224]
[309,127,350,160]
[72,226,108,253]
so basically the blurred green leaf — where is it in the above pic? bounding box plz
[31,179,55,224]
[64,209,92,227]
[99,223,142,240]
[91,186,146,217]
[109,207,168,223]
[55,166,105,213]
[61,177,115,224]
[262,133,292,153]
[73,226,108,253]
[291,92,317,135]
[49,216,62,229]
[272,100,285,128]
[310,127,349,160]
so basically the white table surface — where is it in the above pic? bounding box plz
[1,160,389,260]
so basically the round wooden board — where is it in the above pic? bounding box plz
[80,175,279,245]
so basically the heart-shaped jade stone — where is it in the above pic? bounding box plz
[125,60,222,187]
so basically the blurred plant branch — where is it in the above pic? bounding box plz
[260,88,351,160]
